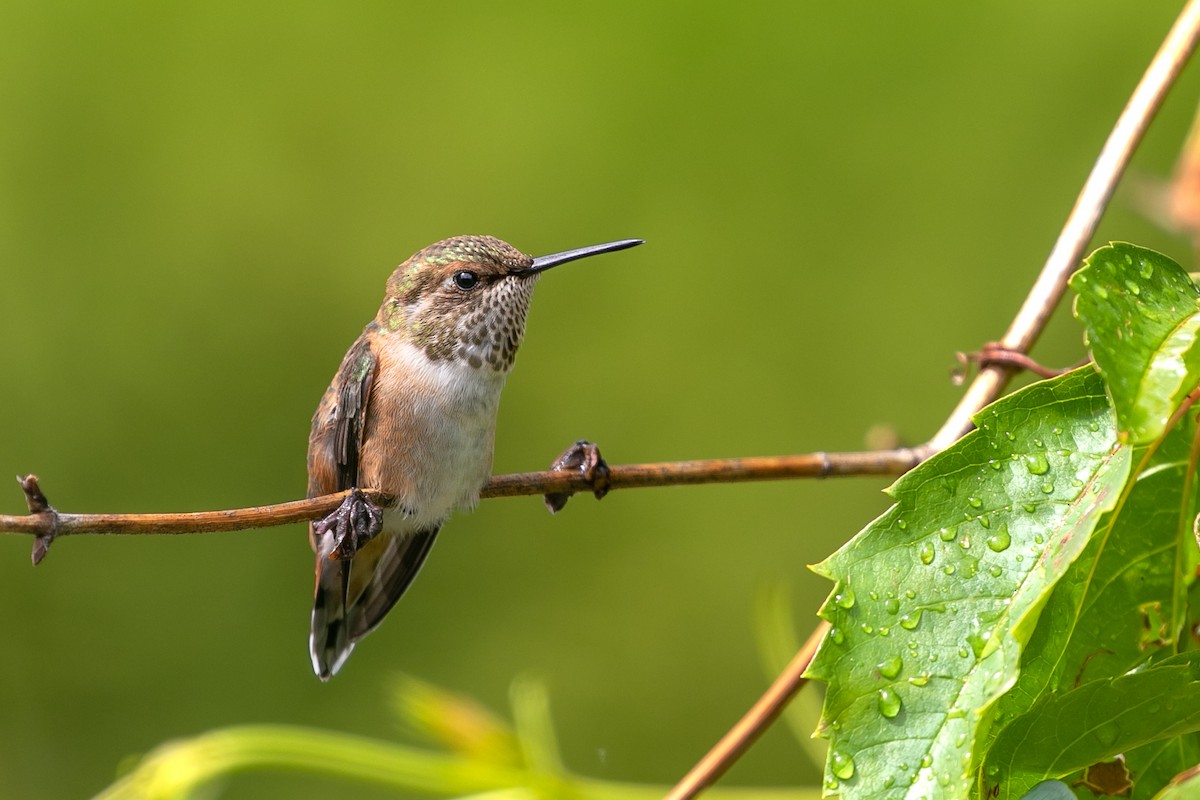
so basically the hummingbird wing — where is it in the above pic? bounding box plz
[344,525,439,640]
[307,332,378,679]
[306,327,442,678]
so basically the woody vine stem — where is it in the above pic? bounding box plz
[6,1,1200,797]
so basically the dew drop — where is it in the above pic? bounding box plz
[959,535,972,549]
[905,590,916,599]
[961,556,979,577]
[939,526,957,541]
[938,772,952,787]
[900,609,923,630]
[1094,285,1109,299]
[943,564,956,575]
[897,518,908,530]
[831,751,856,780]
[1023,453,1050,475]
[1022,502,1037,513]
[1125,279,1141,295]
[878,688,902,718]
[955,733,967,748]
[1089,421,1100,432]
[1032,438,1043,448]
[967,496,983,508]
[989,460,1002,471]
[878,626,891,636]
[919,541,935,565]
[958,645,970,658]
[1033,533,1044,544]
[978,514,991,529]
[1041,482,1055,494]
[877,655,903,678]
[908,674,930,687]
[868,591,879,600]
[1096,719,1119,746]
[920,755,933,769]
[835,587,856,608]
[883,776,896,789]
[861,624,874,635]
[885,598,900,615]
[830,627,845,644]
[1140,261,1154,279]
[988,564,1003,577]
[986,526,1011,552]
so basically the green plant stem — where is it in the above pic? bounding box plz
[92,725,817,800]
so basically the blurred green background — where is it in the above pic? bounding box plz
[3,2,1200,797]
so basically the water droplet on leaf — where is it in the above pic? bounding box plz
[831,751,855,780]
[1024,453,1050,475]
[986,526,1011,552]
[878,688,902,718]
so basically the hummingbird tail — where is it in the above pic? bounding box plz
[310,559,354,680]
[309,527,441,680]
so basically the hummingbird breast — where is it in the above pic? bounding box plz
[359,336,509,532]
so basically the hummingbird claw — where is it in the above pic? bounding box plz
[315,489,383,560]
[544,440,610,514]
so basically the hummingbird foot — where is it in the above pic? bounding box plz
[314,488,384,560]
[544,440,611,513]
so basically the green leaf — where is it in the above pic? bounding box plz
[1151,762,1200,800]
[806,368,1130,799]
[987,415,1198,746]
[984,653,1200,798]
[1129,736,1200,800]
[1071,242,1200,445]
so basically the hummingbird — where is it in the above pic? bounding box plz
[306,234,643,679]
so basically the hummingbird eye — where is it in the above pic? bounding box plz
[452,270,480,291]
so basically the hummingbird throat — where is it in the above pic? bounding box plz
[382,274,539,373]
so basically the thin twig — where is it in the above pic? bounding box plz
[664,622,830,800]
[0,448,924,545]
[928,0,1200,453]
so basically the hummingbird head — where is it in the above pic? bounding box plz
[379,235,641,371]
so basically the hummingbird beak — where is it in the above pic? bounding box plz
[517,238,644,275]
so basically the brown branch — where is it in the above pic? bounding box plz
[2,448,924,560]
[664,621,830,800]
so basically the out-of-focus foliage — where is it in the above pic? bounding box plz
[3,3,1200,798]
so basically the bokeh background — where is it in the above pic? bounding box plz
[3,2,1200,797]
